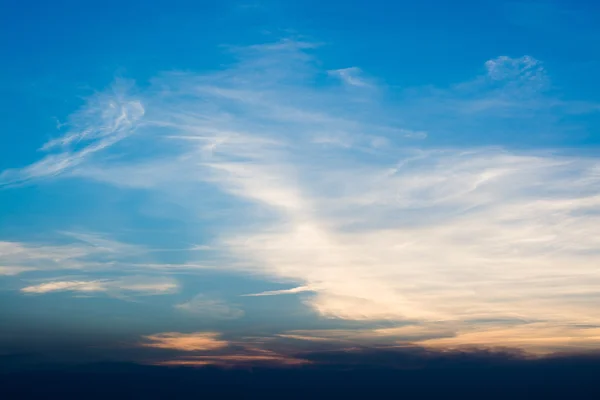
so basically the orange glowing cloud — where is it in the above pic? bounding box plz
[141,332,229,352]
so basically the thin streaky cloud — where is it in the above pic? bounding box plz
[21,280,106,294]
[154,354,309,367]
[3,40,600,354]
[242,285,314,297]
[0,83,144,188]
[21,276,179,296]
[328,67,371,87]
[0,266,36,276]
[141,332,229,352]
[174,294,244,319]
[0,233,149,274]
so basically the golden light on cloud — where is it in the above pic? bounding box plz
[21,280,106,293]
[141,331,309,367]
[419,323,600,355]
[21,276,179,295]
[8,40,600,359]
[141,332,229,352]
[275,323,600,355]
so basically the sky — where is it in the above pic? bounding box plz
[2,0,600,369]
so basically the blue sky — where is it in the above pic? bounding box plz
[2,0,600,366]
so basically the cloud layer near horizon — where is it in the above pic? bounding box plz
[2,39,600,354]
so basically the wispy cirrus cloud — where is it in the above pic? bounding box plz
[21,276,179,296]
[2,39,600,353]
[175,294,244,319]
[0,81,144,188]
[0,266,35,276]
[21,280,106,294]
[141,331,308,366]
[242,285,313,297]
[0,232,146,275]
[484,55,546,86]
[328,67,371,87]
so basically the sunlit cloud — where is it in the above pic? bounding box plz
[2,39,600,354]
[279,325,455,345]
[141,332,229,352]
[21,280,106,294]
[242,285,313,297]
[420,323,600,355]
[21,276,178,296]
[0,232,147,274]
[278,322,600,355]
[141,331,308,366]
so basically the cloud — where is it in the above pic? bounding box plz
[242,285,313,297]
[484,55,546,85]
[0,81,144,188]
[141,331,308,367]
[398,54,598,136]
[21,276,178,296]
[21,280,106,294]
[0,266,35,276]
[0,232,148,274]
[277,322,600,356]
[141,332,229,352]
[154,354,308,367]
[420,323,600,355]
[206,143,600,327]
[140,327,597,369]
[174,295,244,319]
[3,39,600,353]
[278,325,455,345]
[399,129,428,139]
[328,67,371,87]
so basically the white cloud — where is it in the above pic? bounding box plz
[21,280,106,294]
[242,285,313,297]
[485,55,546,84]
[21,276,178,296]
[399,129,428,139]
[216,148,600,326]
[420,322,600,355]
[0,81,144,187]
[0,266,35,276]
[328,67,371,87]
[0,232,147,274]
[175,294,244,319]
[141,331,309,366]
[3,40,600,353]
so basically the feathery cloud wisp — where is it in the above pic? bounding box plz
[242,286,313,297]
[0,232,147,275]
[3,40,600,353]
[141,332,229,352]
[0,83,144,188]
[328,67,371,87]
[175,294,244,319]
[21,276,178,296]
